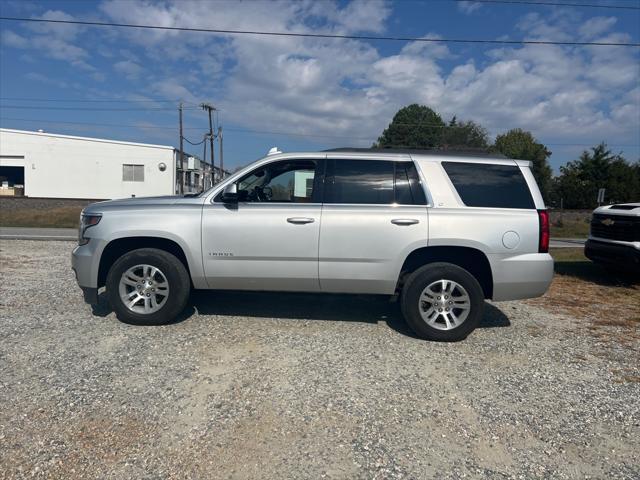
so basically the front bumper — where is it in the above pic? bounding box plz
[80,286,98,304]
[71,240,103,304]
[585,239,640,269]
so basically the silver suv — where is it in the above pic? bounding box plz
[72,148,554,341]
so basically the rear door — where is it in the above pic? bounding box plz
[318,156,429,294]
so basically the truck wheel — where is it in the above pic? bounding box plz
[106,248,191,325]
[401,262,484,341]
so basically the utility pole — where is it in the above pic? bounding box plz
[203,134,208,191]
[201,103,216,177]
[179,102,184,195]
[218,125,223,180]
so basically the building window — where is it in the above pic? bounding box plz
[123,164,144,182]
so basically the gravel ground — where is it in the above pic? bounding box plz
[1,240,639,479]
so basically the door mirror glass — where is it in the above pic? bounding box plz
[220,183,238,203]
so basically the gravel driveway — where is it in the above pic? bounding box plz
[1,240,638,479]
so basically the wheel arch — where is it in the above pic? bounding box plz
[398,246,493,299]
[98,236,192,288]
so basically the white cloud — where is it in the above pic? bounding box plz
[457,1,482,15]
[401,34,451,60]
[114,60,143,79]
[4,10,100,75]
[150,79,200,104]
[330,0,391,34]
[2,0,638,156]
[578,16,617,40]
[0,30,29,48]
[25,72,70,89]
[516,10,579,43]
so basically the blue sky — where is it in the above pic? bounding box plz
[1,0,639,171]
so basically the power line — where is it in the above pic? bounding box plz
[182,135,207,146]
[0,104,199,111]
[0,96,184,103]
[0,117,203,130]
[1,16,638,47]
[0,115,513,131]
[1,116,639,147]
[447,0,640,10]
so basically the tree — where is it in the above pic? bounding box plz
[441,116,489,150]
[553,143,640,209]
[494,129,553,201]
[375,104,445,149]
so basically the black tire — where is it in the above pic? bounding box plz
[106,248,191,325]
[400,262,484,342]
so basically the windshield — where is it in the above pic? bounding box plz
[192,157,261,198]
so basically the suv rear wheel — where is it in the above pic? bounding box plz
[401,262,484,341]
[106,248,190,325]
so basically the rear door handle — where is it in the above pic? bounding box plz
[287,217,315,224]
[391,218,419,226]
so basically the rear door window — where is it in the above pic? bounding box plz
[395,162,427,205]
[325,159,394,204]
[325,159,427,205]
[442,162,534,209]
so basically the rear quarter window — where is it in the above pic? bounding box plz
[442,162,534,209]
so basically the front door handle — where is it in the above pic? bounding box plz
[287,217,315,225]
[391,218,419,226]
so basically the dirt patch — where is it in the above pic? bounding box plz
[528,248,640,347]
[1,407,155,479]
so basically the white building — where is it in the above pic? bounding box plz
[0,128,220,199]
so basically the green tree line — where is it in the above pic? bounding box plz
[374,104,639,208]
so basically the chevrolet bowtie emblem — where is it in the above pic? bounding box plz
[601,218,615,226]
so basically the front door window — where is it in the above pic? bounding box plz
[236,160,319,203]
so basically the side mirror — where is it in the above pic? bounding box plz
[221,183,238,204]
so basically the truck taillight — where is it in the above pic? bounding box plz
[538,210,549,253]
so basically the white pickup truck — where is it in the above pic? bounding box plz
[585,203,640,272]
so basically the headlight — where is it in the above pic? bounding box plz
[78,213,102,245]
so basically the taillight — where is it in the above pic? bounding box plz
[538,209,549,253]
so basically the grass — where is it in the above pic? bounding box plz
[0,206,82,228]
[527,248,640,347]
[550,219,590,238]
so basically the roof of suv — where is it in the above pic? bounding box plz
[324,147,507,159]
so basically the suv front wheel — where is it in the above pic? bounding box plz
[106,248,191,325]
[401,263,484,341]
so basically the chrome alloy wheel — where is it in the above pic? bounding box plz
[418,279,471,330]
[118,264,170,314]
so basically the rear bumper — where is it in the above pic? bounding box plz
[489,253,554,301]
[585,239,640,269]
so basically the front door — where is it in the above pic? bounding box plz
[202,158,324,291]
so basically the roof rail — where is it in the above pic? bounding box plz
[323,147,506,159]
